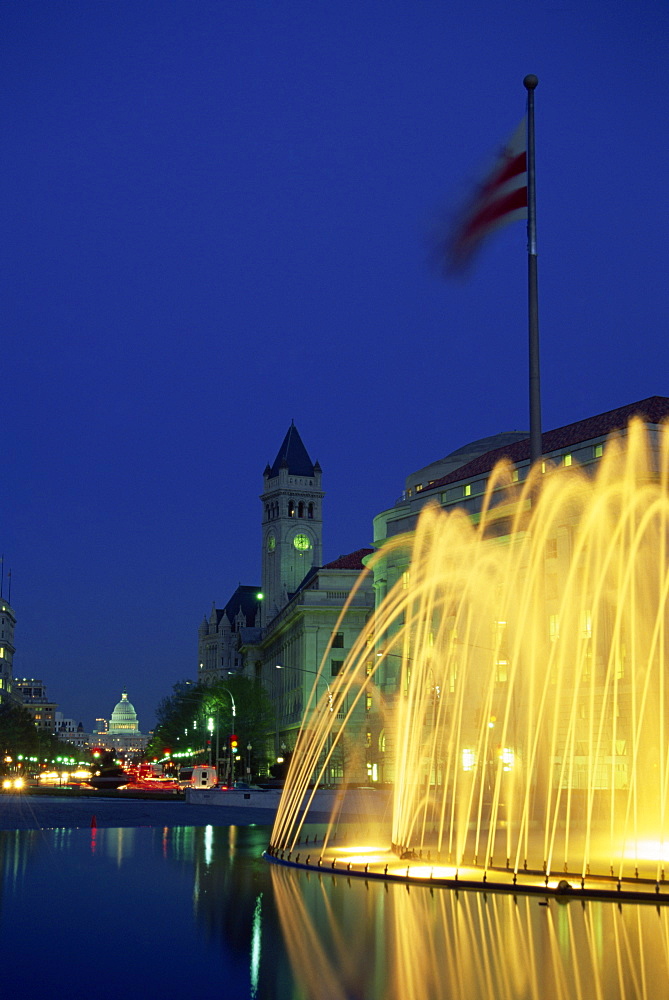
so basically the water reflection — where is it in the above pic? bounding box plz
[271,863,669,1000]
[1,824,668,999]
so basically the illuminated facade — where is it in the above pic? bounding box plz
[93,689,148,755]
[15,678,57,733]
[198,587,262,685]
[240,549,374,776]
[0,600,15,704]
[367,395,669,784]
[260,423,324,624]
[197,425,373,778]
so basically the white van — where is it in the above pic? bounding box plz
[178,765,217,789]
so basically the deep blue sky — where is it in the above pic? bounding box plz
[2,1,667,730]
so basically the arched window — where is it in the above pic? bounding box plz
[288,500,295,517]
[298,501,304,518]
[308,503,314,519]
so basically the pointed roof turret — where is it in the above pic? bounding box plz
[269,422,317,478]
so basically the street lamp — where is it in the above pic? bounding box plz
[205,687,236,781]
[275,664,333,711]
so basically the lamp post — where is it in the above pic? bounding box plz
[207,714,215,767]
[275,664,333,713]
[275,664,336,784]
[207,687,236,781]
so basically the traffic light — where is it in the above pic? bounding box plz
[229,734,238,753]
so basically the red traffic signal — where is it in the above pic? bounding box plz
[229,734,238,752]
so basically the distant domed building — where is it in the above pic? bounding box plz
[94,689,148,756]
[108,689,140,735]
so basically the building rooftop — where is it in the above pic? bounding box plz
[428,396,669,492]
[267,422,318,478]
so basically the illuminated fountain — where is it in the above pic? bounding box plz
[267,419,669,898]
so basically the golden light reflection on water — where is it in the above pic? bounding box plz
[271,865,669,1000]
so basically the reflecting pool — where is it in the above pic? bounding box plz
[1,822,668,999]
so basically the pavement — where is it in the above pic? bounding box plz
[0,793,278,830]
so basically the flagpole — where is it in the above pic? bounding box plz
[524,74,542,466]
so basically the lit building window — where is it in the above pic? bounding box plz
[549,614,560,641]
[594,443,603,458]
[463,483,471,497]
[402,571,410,590]
[581,610,592,638]
[462,748,476,772]
[499,747,515,771]
[415,483,423,493]
[512,469,519,482]
[564,453,572,467]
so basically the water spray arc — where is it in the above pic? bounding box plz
[267,419,669,900]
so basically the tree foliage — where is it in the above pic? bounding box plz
[0,701,40,758]
[0,701,86,768]
[147,676,275,769]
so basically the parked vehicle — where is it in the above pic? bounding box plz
[178,765,217,789]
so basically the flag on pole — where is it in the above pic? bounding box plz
[441,118,528,274]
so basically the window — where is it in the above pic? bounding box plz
[331,660,344,677]
[549,614,560,642]
[288,500,295,517]
[594,443,603,458]
[415,483,423,492]
[564,453,572,467]
[331,632,344,648]
[298,501,304,518]
[308,503,314,519]
[463,483,471,497]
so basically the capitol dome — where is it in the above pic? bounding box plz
[108,689,140,734]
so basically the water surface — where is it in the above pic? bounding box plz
[1,823,667,999]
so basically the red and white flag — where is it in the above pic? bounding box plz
[441,118,527,274]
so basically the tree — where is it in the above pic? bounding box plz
[146,676,275,774]
[0,702,40,763]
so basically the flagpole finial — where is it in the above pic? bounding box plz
[523,74,539,90]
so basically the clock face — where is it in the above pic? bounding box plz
[293,533,311,551]
[267,533,276,552]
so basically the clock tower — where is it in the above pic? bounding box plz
[261,423,323,625]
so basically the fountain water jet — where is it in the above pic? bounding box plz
[267,419,669,898]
